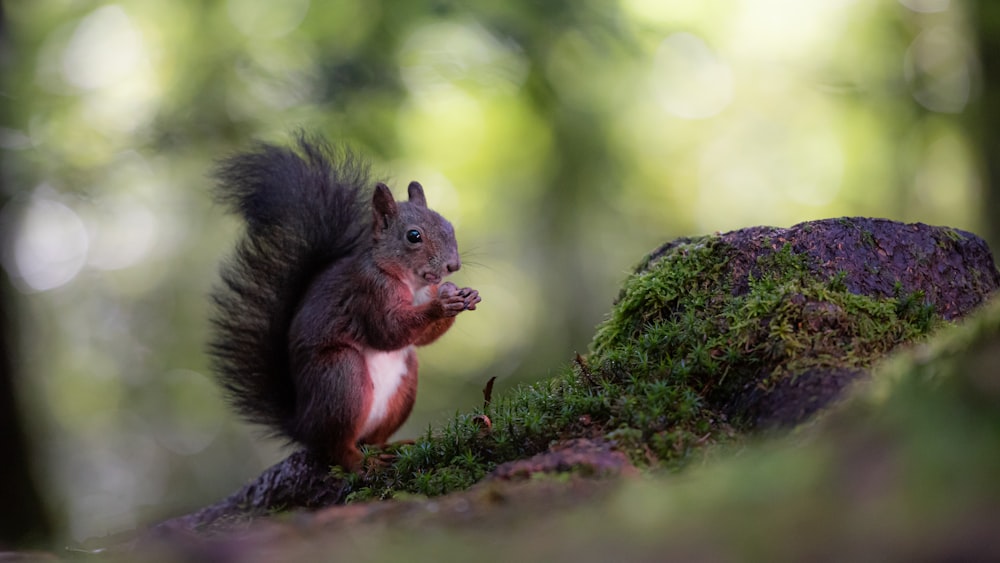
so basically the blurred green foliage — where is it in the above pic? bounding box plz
[0,0,991,544]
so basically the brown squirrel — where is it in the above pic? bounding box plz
[208,135,480,470]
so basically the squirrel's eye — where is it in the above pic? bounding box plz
[406,229,422,243]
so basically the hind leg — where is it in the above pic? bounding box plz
[290,346,371,471]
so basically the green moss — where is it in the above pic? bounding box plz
[346,370,614,501]
[932,226,968,251]
[588,237,940,453]
[605,427,650,467]
[940,226,966,243]
[344,235,943,502]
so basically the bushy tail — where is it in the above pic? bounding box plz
[208,134,371,436]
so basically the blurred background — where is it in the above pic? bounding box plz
[0,0,997,547]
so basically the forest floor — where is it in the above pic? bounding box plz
[78,218,1000,562]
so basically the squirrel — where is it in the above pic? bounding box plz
[208,134,480,470]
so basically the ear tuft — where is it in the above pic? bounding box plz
[407,181,427,208]
[372,183,398,235]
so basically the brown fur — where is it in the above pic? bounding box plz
[287,183,479,469]
[210,138,479,471]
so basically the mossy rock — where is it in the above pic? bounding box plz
[592,217,998,430]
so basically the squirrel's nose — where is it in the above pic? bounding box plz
[446,259,461,273]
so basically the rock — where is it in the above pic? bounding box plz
[648,217,996,320]
[600,217,999,428]
[489,439,638,480]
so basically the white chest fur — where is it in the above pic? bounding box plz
[359,347,412,439]
[358,281,431,439]
[410,283,434,306]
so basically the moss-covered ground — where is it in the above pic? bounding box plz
[342,235,943,501]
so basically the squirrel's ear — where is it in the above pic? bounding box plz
[407,181,427,208]
[372,183,398,236]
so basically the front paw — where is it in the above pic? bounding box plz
[435,284,480,316]
[436,289,468,317]
[456,287,481,311]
